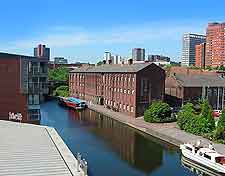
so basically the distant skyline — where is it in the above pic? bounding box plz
[0,0,225,63]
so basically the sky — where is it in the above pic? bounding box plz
[0,0,225,63]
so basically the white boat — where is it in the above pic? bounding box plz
[180,143,225,174]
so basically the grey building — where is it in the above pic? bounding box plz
[54,57,68,64]
[148,55,170,62]
[181,33,206,66]
[132,48,145,61]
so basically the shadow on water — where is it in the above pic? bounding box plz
[41,100,198,176]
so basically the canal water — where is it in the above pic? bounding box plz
[40,100,199,176]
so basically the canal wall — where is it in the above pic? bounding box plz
[88,103,225,155]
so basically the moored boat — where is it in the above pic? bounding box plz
[180,142,225,174]
[58,97,87,110]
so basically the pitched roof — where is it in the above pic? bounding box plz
[174,74,225,87]
[0,120,82,176]
[70,63,157,73]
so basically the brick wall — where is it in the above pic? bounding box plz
[0,58,28,122]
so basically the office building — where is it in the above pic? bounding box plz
[111,55,122,64]
[148,55,170,62]
[69,62,165,117]
[104,52,112,63]
[206,22,225,67]
[195,43,206,68]
[181,33,206,66]
[54,57,68,64]
[0,52,48,124]
[132,48,145,61]
[34,44,50,60]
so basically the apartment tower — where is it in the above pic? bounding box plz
[181,33,206,66]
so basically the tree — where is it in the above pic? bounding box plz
[97,61,103,66]
[53,86,69,97]
[48,67,69,81]
[144,101,172,123]
[215,108,225,140]
[177,103,195,130]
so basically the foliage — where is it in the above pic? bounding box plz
[48,67,69,81]
[97,61,103,66]
[214,108,225,140]
[177,100,215,135]
[53,86,69,97]
[144,101,173,123]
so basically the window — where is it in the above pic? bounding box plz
[127,105,129,111]
[28,109,40,120]
[124,89,126,94]
[28,94,40,105]
[131,107,134,112]
[120,103,122,109]
[132,90,135,94]
[204,154,211,160]
[128,90,130,94]
[123,104,126,110]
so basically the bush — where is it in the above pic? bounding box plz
[215,108,225,140]
[144,101,172,123]
[177,101,215,135]
[54,86,69,97]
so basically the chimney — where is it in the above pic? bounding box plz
[128,59,133,65]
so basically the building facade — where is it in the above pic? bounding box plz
[69,63,165,117]
[104,52,112,63]
[132,48,145,61]
[148,55,170,62]
[165,73,225,110]
[0,52,48,124]
[206,22,225,67]
[195,43,206,68]
[34,44,50,60]
[54,57,68,64]
[181,33,206,66]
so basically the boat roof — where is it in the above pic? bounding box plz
[68,97,84,104]
[199,148,224,158]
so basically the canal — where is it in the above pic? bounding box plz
[40,100,199,176]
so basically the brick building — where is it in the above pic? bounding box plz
[165,73,225,109]
[69,63,165,117]
[0,52,48,124]
[195,43,206,68]
[206,22,225,67]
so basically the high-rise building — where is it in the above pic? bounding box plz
[195,43,206,68]
[104,52,112,63]
[54,57,68,64]
[132,48,145,61]
[206,22,225,67]
[181,33,206,66]
[34,44,50,60]
[111,55,122,64]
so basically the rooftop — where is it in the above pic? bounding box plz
[174,74,225,87]
[0,52,47,61]
[70,62,157,73]
[0,120,83,176]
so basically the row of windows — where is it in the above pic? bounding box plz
[105,100,134,112]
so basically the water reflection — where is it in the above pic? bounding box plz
[68,109,163,174]
[41,101,198,176]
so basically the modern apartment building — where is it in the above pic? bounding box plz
[181,33,206,66]
[69,62,165,117]
[54,57,68,64]
[206,22,225,67]
[195,43,206,68]
[132,48,145,61]
[0,52,48,124]
[148,55,170,62]
[34,44,50,60]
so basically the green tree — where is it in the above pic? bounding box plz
[144,101,172,123]
[97,61,103,66]
[215,108,225,140]
[53,86,69,97]
[177,103,195,130]
[48,67,69,81]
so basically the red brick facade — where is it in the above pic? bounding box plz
[69,63,165,117]
[0,58,28,122]
[195,43,206,68]
[206,23,225,67]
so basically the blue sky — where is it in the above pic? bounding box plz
[0,0,225,63]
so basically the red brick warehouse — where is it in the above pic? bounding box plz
[69,62,165,117]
